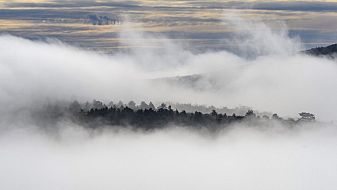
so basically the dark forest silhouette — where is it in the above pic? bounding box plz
[44,100,317,130]
[305,43,337,58]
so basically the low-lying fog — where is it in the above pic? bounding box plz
[0,17,337,190]
[1,124,337,190]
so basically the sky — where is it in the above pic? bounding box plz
[0,0,336,53]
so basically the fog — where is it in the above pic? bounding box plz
[0,18,336,121]
[1,123,337,190]
[1,17,337,189]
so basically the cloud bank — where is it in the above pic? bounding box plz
[1,123,337,190]
[0,18,336,121]
[1,17,337,190]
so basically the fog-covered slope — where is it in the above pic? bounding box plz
[305,44,337,57]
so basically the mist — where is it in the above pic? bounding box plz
[1,123,337,190]
[1,16,337,190]
[0,18,337,121]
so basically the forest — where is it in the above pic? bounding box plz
[39,100,317,130]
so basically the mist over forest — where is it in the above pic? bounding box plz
[1,3,337,189]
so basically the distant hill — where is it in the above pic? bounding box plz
[305,44,337,57]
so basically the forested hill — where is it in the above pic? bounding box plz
[33,100,316,130]
[77,106,315,130]
[305,44,337,57]
[35,100,315,130]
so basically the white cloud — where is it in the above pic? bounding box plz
[0,17,336,122]
[1,123,337,190]
[1,16,337,190]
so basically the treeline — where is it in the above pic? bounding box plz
[61,100,316,130]
[70,100,269,116]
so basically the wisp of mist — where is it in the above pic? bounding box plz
[0,18,336,120]
[0,17,337,190]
